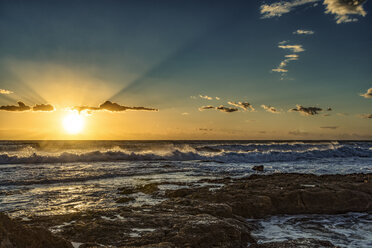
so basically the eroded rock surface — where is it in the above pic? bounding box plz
[2,173,371,247]
[0,213,72,248]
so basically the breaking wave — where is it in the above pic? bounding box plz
[1,142,372,164]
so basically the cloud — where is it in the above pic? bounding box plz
[181,112,189,115]
[199,105,215,111]
[215,97,220,100]
[320,126,338,129]
[285,54,300,59]
[0,102,56,112]
[272,54,301,73]
[272,68,288,72]
[360,114,372,119]
[216,105,239,113]
[324,0,368,24]
[260,0,319,18]
[0,101,30,112]
[261,104,280,113]
[278,44,305,53]
[273,43,304,74]
[199,128,213,131]
[0,89,13,94]
[33,104,55,112]
[198,105,239,113]
[73,101,158,113]
[293,29,315,35]
[228,101,255,111]
[289,104,323,115]
[260,0,368,24]
[360,88,372,98]
[199,95,213,100]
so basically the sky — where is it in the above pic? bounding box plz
[0,0,371,140]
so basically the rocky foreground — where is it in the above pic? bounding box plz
[1,173,371,248]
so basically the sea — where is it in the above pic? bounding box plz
[0,140,371,247]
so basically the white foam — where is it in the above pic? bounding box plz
[249,213,372,248]
[71,242,83,248]
[49,220,76,233]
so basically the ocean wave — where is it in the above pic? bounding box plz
[1,144,372,164]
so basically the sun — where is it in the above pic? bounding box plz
[62,112,85,134]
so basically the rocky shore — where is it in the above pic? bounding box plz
[1,173,371,248]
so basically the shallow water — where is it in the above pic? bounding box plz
[248,213,372,248]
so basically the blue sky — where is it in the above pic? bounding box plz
[0,0,371,139]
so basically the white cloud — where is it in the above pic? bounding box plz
[260,0,319,18]
[261,104,280,113]
[0,89,13,94]
[324,0,367,24]
[272,54,300,73]
[272,68,288,72]
[260,0,368,24]
[293,29,315,35]
[360,87,372,98]
[285,54,300,59]
[199,95,213,100]
[278,44,305,53]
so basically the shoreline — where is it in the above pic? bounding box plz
[1,172,371,247]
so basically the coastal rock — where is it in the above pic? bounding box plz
[15,173,372,248]
[180,173,372,218]
[118,183,159,195]
[252,165,264,172]
[0,213,72,248]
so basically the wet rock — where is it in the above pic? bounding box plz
[252,165,264,172]
[0,213,72,248]
[118,187,136,195]
[118,183,159,195]
[116,196,135,203]
[16,173,372,248]
[137,183,159,194]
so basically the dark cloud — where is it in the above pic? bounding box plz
[73,101,158,113]
[198,105,215,111]
[33,104,55,112]
[0,102,56,112]
[216,105,239,113]
[360,114,372,119]
[360,88,372,98]
[320,126,338,129]
[327,107,332,111]
[199,105,239,113]
[228,101,255,111]
[0,101,30,112]
[199,128,213,131]
[289,105,322,116]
